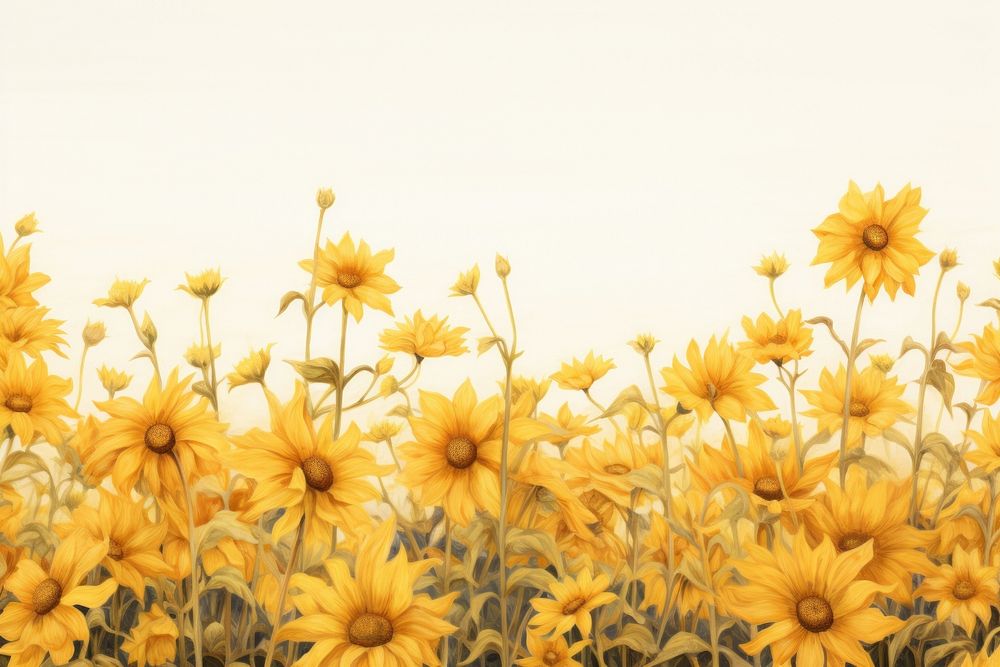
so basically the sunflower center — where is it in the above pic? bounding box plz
[953,579,977,601]
[535,487,555,504]
[348,612,394,647]
[796,595,834,633]
[4,394,32,413]
[445,437,478,469]
[301,456,334,491]
[562,597,585,614]
[543,650,560,665]
[108,538,125,561]
[768,332,788,345]
[144,423,176,454]
[32,577,62,615]
[752,476,784,501]
[337,272,363,289]
[862,224,889,251]
[603,464,630,475]
[848,402,870,418]
[837,531,871,552]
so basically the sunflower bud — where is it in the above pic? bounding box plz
[375,355,395,376]
[957,281,971,301]
[179,268,223,299]
[380,375,399,397]
[495,254,511,278]
[938,248,958,271]
[450,265,480,297]
[97,365,131,395]
[227,344,274,389]
[140,313,158,347]
[185,343,220,370]
[82,320,107,347]
[869,353,895,374]
[317,188,336,210]
[14,213,39,237]
[628,333,659,356]
[753,252,789,280]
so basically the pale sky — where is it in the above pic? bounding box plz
[2,1,1000,435]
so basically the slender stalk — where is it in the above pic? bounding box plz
[73,345,89,411]
[441,515,452,666]
[203,298,220,411]
[909,270,945,524]
[334,305,348,438]
[172,453,204,667]
[303,206,327,361]
[497,277,518,667]
[838,289,866,486]
[262,518,305,667]
[768,278,785,318]
[720,416,744,477]
[127,306,161,381]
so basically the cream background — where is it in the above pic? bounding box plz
[2,1,1000,436]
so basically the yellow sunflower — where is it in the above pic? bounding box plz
[739,309,813,365]
[299,232,400,322]
[967,408,1000,472]
[534,403,599,447]
[916,545,998,635]
[804,469,931,603]
[87,369,228,496]
[528,568,617,638]
[93,277,150,309]
[550,352,615,391]
[0,530,117,667]
[229,383,389,546]
[226,344,274,390]
[812,181,934,301]
[0,238,49,310]
[509,376,552,404]
[507,450,598,540]
[0,353,74,446]
[549,489,626,564]
[801,364,911,446]
[160,488,256,581]
[121,604,178,667]
[729,530,904,666]
[380,310,469,360]
[96,365,131,398]
[278,516,457,667]
[955,324,1000,404]
[660,334,775,422]
[0,306,66,369]
[563,434,660,508]
[518,633,588,667]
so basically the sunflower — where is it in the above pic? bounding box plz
[507,450,598,540]
[0,238,49,310]
[178,267,224,299]
[955,324,1000,404]
[534,403,599,447]
[739,309,813,366]
[93,278,150,309]
[299,232,400,322]
[229,383,389,546]
[518,633,588,667]
[0,306,66,369]
[0,353,74,446]
[87,369,228,496]
[509,376,552,404]
[754,252,790,279]
[0,530,117,667]
[550,352,615,391]
[278,516,457,667]
[528,568,617,638]
[812,181,934,301]
[660,334,775,422]
[160,488,256,580]
[729,530,904,666]
[121,604,178,667]
[801,364,911,446]
[226,344,274,390]
[967,408,1000,472]
[380,310,469,360]
[61,489,170,598]
[804,469,931,603]
[96,365,131,398]
[916,545,999,635]
[563,434,660,508]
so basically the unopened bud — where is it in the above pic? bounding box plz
[317,188,335,210]
[82,320,107,347]
[495,253,511,278]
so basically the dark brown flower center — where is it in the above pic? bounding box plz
[752,476,784,501]
[301,456,334,491]
[543,650,560,665]
[445,437,477,469]
[953,579,977,601]
[108,538,125,561]
[837,531,871,552]
[348,612,394,647]
[32,577,62,615]
[337,272,363,289]
[862,224,889,251]
[4,394,32,413]
[849,402,870,418]
[562,597,585,614]
[603,464,630,475]
[796,595,833,632]
[144,423,176,454]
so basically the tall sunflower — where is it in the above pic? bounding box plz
[229,383,390,546]
[87,369,228,496]
[729,531,904,666]
[801,364,911,446]
[660,334,775,422]
[299,232,400,322]
[278,516,457,667]
[955,324,1000,405]
[0,353,75,446]
[812,181,934,301]
[916,545,998,636]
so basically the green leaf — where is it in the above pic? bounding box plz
[926,359,956,415]
[458,629,502,665]
[286,357,340,385]
[277,290,306,316]
[645,631,710,666]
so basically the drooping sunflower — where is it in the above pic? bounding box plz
[812,181,934,301]
[739,309,813,366]
[518,633,588,667]
[804,468,932,603]
[87,369,228,496]
[160,488,256,580]
[660,334,775,422]
[299,232,400,322]
[0,306,66,369]
[955,324,1000,405]
[0,530,117,667]
[563,434,660,508]
[0,353,75,446]
[801,364,911,446]
[534,403,600,447]
[729,531,904,666]
[121,604,178,667]
[549,489,626,564]
[550,352,615,391]
[507,450,598,540]
[916,545,999,635]
[0,238,49,310]
[278,516,457,667]
[528,568,617,638]
[380,310,469,360]
[509,376,552,404]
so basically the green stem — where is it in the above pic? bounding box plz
[334,305,348,438]
[838,289,866,486]
[262,518,305,667]
[769,278,785,318]
[203,299,220,411]
[173,453,204,667]
[441,515,452,666]
[304,207,328,361]
[73,345,89,412]
[910,270,945,524]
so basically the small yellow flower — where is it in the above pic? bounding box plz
[801,365,911,446]
[535,403,599,446]
[868,353,895,374]
[495,253,511,278]
[300,232,400,322]
[739,309,813,365]
[81,320,106,347]
[518,633,588,667]
[97,365,132,397]
[509,376,552,404]
[184,343,221,371]
[380,311,469,360]
[121,604,178,667]
[550,352,615,391]
[957,281,971,301]
[939,247,959,271]
[450,264,480,296]
[94,278,150,309]
[178,267,224,299]
[528,568,617,638]
[916,545,998,636]
[753,252,789,279]
[760,416,792,439]
[226,344,274,389]
[0,307,67,368]
[955,324,1000,404]
[316,187,335,209]
[14,213,38,238]
[628,333,659,356]
[363,419,404,443]
[967,409,1000,473]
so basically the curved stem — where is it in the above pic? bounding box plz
[838,289,866,486]
[203,299,220,412]
[303,207,327,361]
[768,278,785,319]
[172,453,204,667]
[910,270,946,523]
[127,306,161,382]
[262,518,305,667]
[73,345,89,412]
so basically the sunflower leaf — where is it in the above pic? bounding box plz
[458,629,502,665]
[645,631,710,665]
[285,357,340,385]
[926,359,955,414]
[276,290,306,316]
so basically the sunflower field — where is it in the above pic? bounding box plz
[1,182,1000,667]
